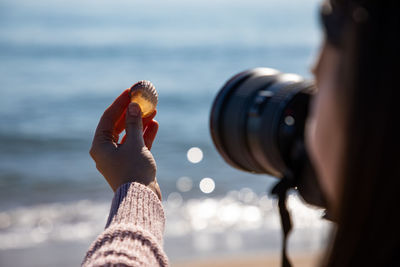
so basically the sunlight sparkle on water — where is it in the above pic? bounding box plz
[199,177,215,194]
[176,176,193,192]
[167,192,183,208]
[187,147,203,163]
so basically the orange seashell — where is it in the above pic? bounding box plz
[129,80,158,118]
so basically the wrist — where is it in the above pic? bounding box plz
[108,175,156,193]
[147,179,162,200]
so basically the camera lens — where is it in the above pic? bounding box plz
[210,68,315,178]
[210,67,327,209]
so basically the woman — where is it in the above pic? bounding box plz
[307,0,399,266]
[82,0,399,266]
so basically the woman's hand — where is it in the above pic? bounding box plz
[89,90,161,200]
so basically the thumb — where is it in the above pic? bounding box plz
[125,102,145,148]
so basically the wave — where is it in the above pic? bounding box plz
[0,190,331,253]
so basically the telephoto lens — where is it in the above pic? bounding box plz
[210,68,326,208]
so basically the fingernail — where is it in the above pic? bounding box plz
[129,103,140,117]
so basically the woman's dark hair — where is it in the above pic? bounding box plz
[320,0,400,266]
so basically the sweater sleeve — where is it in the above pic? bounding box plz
[82,182,169,267]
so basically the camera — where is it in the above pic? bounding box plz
[210,68,326,208]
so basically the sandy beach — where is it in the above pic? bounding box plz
[173,252,322,267]
[0,241,322,267]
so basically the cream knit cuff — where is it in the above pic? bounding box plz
[105,182,166,245]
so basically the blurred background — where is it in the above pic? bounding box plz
[0,0,332,266]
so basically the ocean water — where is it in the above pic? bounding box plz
[0,0,331,265]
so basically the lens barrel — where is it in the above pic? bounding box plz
[210,68,314,176]
[210,68,326,208]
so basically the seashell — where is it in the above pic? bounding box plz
[129,80,158,118]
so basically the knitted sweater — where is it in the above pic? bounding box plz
[82,182,169,267]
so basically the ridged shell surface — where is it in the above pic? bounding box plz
[129,80,158,117]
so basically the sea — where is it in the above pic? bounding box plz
[0,0,332,266]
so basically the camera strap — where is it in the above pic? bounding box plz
[271,172,295,267]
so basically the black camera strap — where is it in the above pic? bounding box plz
[271,172,295,267]
[270,140,329,267]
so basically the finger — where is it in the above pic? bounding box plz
[93,89,130,145]
[142,109,157,129]
[116,109,156,136]
[120,117,157,147]
[114,109,127,136]
[144,120,159,150]
[124,102,145,149]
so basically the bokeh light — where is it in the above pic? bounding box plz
[199,177,215,194]
[167,192,183,208]
[239,187,258,204]
[176,176,193,192]
[187,147,203,163]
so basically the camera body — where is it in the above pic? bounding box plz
[210,68,326,208]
